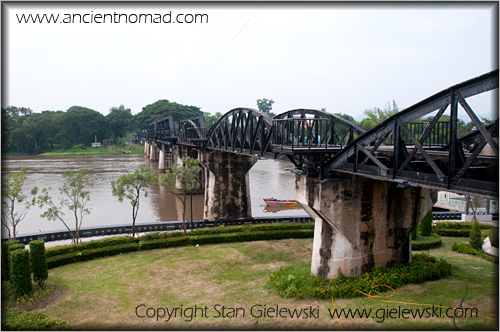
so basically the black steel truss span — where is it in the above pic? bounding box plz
[177,116,206,146]
[147,115,177,143]
[205,108,274,156]
[326,69,499,199]
[271,108,366,178]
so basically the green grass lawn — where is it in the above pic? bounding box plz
[2,236,498,330]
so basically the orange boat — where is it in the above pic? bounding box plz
[264,198,300,207]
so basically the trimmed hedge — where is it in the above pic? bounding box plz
[10,249,33,296]
[47,243,140,269]
[46,228,315,269]
[469,221,483,250]
[44,222,314,258]
[451,242,498,264]
[45,235,138,258]
[1,308,72,330]
[29,239,48,285]
[420,210,433,236]
[1,239,18,281]
[412,233,442,250]
[8,243,26,281]
[140,229,314,251]
[433,221,493,237]
[489,227,499,248]
[267,253,452,299]
[140,222,315,241]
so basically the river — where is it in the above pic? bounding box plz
[1,153,306,237]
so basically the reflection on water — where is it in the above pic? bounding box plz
[1,154,305,236]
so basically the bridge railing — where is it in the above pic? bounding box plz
[385,121,450,147]
[273,118,354,150]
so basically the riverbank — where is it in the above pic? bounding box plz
[40,144,144,156]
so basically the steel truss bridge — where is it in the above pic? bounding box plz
[140,70,498,199]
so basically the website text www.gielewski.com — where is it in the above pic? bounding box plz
[15,11,208,24]
[134,304,480,323]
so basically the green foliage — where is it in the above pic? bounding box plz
[451,242,498,263]
[43,222,314,269]
[111,167,157,237]
[411,226,418,240]
[256,98,276,117]
[359,100,399,130]
[47,243,140,269]
[489,227,499,248]
[433,221,492,237]
[63,106,111,147]
[140,229,313,251]
[420,210,433,236]
[134,99,203,130]
[46,235,138,258]
[411,233,442,250]
[469,221,483,251]
[34,170,94,244]
[2,239,19,281]
[29,239,48,285]
[203,112,223,131]
[106,105,134,138]
[1,308,72,330]
[160,157,202,234]
[10,249,33,296]
[1,168,34,239]
[267,253,452,300]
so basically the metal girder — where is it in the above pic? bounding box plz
[326,69,499,199]
[205,108,273,156]
[177,117,206,146]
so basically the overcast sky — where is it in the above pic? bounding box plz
[3,2,498,121]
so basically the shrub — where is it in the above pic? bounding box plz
[451,242,498,264]
[411,227,418,240]
[10,249,33,296]
[8,243,26,281]
[412,234,442,250]
[45,235,138,258]
[420,210,433,236]
[267,253,452,299]
[489,227,499,248]
[469,221,483,251]
[47,243,139,269]
[1,308,72,330]
[1,239,18,281]
[29,239,48,285]
[433,221,492,231]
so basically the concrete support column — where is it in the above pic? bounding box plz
[159,144,165,170]
[149,143,155,160]
[144,142,150,156]
[199,150,257,219]
[295,172,436,279]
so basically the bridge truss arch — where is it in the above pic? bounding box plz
[271,108,366,178]
[326,69,499,198]
[177,116,206,146]
[205,108,273,156]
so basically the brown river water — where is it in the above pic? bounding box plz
[1,154,306,237]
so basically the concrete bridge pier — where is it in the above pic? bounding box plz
[295,172,436,279]
[158,144,166,170]
[199,150,257,219]
[149,142,156,160]
[144,141,150,157]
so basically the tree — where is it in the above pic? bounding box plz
[468,196,483,251]
[111,167,157,237]
[34,170,94,244]
[359,100,399,130]
[160,157,202,234]
[203,112,223,131]
[134,99,203,130]
[63,106,111,147]
[1,168,34,239]
[107,105,134,138]
[257,98,276,117]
